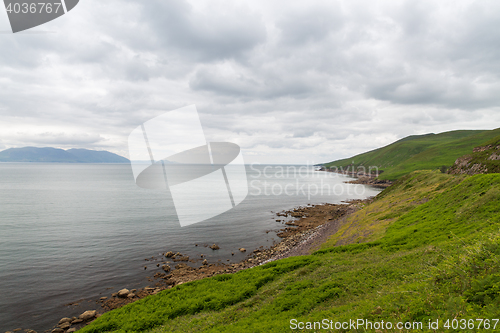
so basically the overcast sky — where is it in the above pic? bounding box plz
[1,0,500,164]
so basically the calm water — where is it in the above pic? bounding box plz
[0,163,380,331]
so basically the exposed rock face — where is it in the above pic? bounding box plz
[79,310,97,321]
[448,143,500,175]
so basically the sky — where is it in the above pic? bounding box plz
[1,0,500,164]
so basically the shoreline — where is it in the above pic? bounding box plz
[14,199,370,333]
[317,169,393,188]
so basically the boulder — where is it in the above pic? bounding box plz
[162,264,171,272]
[58,318,72,325]
[58,322,71,330]
[117,289,130,298]
[165,251,174,258]
[79,310,97,321]
[127,293,136,298]
[239,248,246,252]
[67,329,76,333]
[209,244,220,250]
[71,319,83,324]
[202,259,208,265]
[51,329,64,333]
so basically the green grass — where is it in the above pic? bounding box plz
[79,171,500,333]
[323,128,500,180]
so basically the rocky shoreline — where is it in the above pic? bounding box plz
[6,200,369,333]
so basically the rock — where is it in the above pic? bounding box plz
[165,251,174,257]
[239,248,246,252]
[58,322,71,330]
[131,289,137,293]
[13,330,22,333]
[117,289,130,298]
[26,330,37,333]
[71,319,83,324]
[58,317,72,325]
[202,259,208,265]
[111,293,118,297]
[67,329,76,333]
[100,297,107,301]
[79,310,97,321]
[162,264,171,272]
[156,263,160,267]
[144,266,147,270]
[209,244,220,250]
[52,329,64,333]
[231,252,234,255]
[127,293,136,298]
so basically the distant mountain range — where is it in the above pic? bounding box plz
[0,147,130,163]
[323,128,500,180]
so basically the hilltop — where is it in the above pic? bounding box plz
[0,147,129,163]
[323,128,500,180]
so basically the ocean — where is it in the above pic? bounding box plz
[0,163,380,331]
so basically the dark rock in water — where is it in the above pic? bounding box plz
[162,264,171,272]
[165,251,174,258]
[239,248,246,252]
[231,252,234,255]
[209,244,220,250]
[144,266,147,270]
[202,259,208,265]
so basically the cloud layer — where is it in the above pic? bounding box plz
[1,0,500,163]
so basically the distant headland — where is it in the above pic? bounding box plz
[0,147,130,163]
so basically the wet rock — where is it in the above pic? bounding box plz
[209,244,220,250]
[131,289,137,293]
[71,319,83,324]
[117,289,130,298]
[202,259,208,265]
[165,251,174,258]
[100,297,107,301]
[67,329,76,333]
[79,310,97,321]
[162,264,171,272]
[111,293,118,297]
[52,329,64,333]
[231,252,234,255]
[144,266,147,270]
[127,293,136,298]
[239,248,246,252]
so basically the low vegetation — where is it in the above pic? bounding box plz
[79,170,500,332]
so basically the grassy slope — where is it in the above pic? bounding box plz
[323,128,500,180]
[80,171,500,333]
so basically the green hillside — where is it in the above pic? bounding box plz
[79,171,500,333]
[323,128,500,180]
